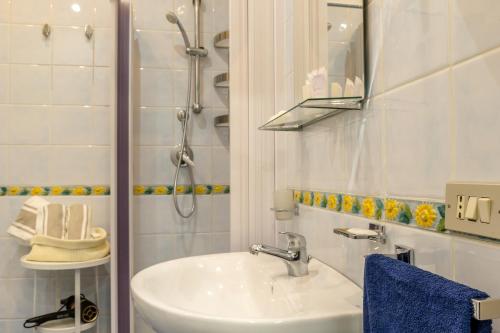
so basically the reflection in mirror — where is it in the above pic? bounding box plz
[327,1,364,98]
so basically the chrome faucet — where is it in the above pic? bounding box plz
[249,232,311,277]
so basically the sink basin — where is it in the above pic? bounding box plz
[131,252,362,333]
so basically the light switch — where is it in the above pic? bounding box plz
[465,196,478,221]
[478,197,492,223]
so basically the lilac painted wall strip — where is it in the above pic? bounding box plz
[117,1,131,332]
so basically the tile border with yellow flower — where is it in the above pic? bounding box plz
[0,185,229,197]
[133,184,230,196]
[0,185,111,196]
[293,189,446,233]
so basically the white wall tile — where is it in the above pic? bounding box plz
[134,147,174,184]
[176,232,212,258]
[133,0,175,31]
[10,25,51,64]
[344,100,383,196]
[0,319,25,332]
[212,194,229,232]
[384,70,451,199]
[50,106,110,145]
[53,66,92,105]
[0,278,53,318]
[451,0,500,63]
[212,146,229,184]
[383,0,449,89]
[0,0,9,23]
[0,147,9,184]
[95,0,115,28]
[11,65,50,104]
[134,108,176,146]
[454,237,500,331]
[210,232,230,253]
[138,68,175,107]
[0,25,9,64]
[11,0,50,24]
[453,48,500,181]
[212,0,228,33]
[0,64,9,103]
[48,147,110,185]
[51,0,94,26]
[174,0,213,33]
[94,28,114,66]
[0,238,32,278]
[92,67,112,106]
[6,105,50,144]
[188,146,212,184]
[170,31,191,70]
[134,234,179,272]
[7,146,50,184]
[53,27,93,66]
[174,107,213,146]
[385,224,453,279]
[133,195,211,234]
[134,30,174,68]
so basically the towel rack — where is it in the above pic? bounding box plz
[473,298,500,320]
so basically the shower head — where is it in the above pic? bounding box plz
[165,11,178,24]
[165,11,191,48]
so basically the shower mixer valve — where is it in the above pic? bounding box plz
[171,144,195,168]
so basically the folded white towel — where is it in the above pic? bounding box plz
[7,196,50,246]
[8,197,94,246]
[41,203,65,239]
[65,203,92,240]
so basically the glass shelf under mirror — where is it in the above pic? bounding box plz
[259,96,363,131]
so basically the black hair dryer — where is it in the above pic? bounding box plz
[24,294,99,328]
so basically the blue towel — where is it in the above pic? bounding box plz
[363,254,492,333]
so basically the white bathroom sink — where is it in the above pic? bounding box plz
[131,252,362,333]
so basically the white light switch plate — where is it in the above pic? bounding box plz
[445,182,500,239]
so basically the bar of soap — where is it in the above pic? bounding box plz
[347,228,378,236]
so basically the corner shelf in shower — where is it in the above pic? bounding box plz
[213,31,229,48]
[214,72,229,88]
[214,114,229,127]
[21,255,110,333]
[259,96,363,131]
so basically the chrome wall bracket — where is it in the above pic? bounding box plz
[42,24,51,38]
[85,25,94,40]
[472,298,500,320]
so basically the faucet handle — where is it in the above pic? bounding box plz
[279,232,307,248]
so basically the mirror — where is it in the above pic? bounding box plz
[287,0,365,102]
[327,1,364,98]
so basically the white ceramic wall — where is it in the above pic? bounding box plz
[0,1,116,332]
[130,1,229,332]
[277,1,500,331]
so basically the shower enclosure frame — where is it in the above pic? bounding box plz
[116,0,132,333]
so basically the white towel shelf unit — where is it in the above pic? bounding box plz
[21,255,111,333]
